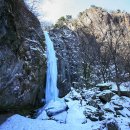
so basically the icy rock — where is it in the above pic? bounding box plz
[85,105,98,113]
[44,100,68,117]
[101,118,120,130]
[91,94,97,99]
[37,100,68,123]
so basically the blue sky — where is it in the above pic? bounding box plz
[37,0,130,23]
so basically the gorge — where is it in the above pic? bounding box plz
[0,0,130,130]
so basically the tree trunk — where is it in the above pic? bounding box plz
[116,83,121,96]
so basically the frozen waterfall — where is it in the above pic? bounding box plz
[44,31,59,103]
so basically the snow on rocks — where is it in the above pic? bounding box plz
[96,83,112,91]
[117,108,130,117]
[0,114,102,130]
[97,90,116,103]
[103,102,115,113]
[108,95,130,118]
[0,114,65,130]
[96,82,130,95]
[81,88,96,100]
[44,100,68,117]
[0,87,130,130]
[85,105,105,121]
[68,87,82,100]
[101,118,120,130]
[111,95,130,109]
[37,100,68,123]
[84,105,101,121]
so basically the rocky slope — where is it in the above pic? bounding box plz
[0,0,46,111]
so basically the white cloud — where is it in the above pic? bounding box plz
[39,0,87,23]
[39,0,66,23]
[37,0,130,23]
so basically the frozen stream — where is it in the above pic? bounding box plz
[44,31,59,103]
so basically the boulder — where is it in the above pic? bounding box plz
[84,105,105,121]
[44,100,68,117]
[88,115,98,121]
[87,100,99,108]
[96,83,112,91]
[37,100,68,123]
[106,118,120,130]
[97,90,115,103]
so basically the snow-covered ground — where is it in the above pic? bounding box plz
[0,87,130,130]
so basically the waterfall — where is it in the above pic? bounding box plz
[44,31,59,103]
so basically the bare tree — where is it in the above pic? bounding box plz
[24,0,40,16]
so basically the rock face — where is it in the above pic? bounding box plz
[0,0,46,111]
[49,26,83,97]
[64,6,130,86]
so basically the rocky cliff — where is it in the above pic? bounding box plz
[62,6,130,86]
[49,26,83,96]
[0,0,46,111]
[1,2,130,112]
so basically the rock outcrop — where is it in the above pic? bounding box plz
[0,0,46,111]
